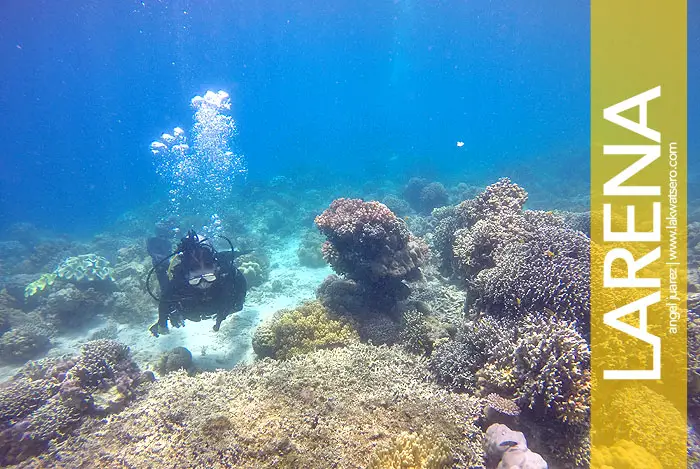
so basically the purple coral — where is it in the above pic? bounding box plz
[0,340,144,465]
[315,199,428,310]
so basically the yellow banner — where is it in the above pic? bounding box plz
[591,2,687,468]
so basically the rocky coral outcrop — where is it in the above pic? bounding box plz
[315,198,429,311]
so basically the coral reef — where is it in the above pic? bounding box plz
[23,273,57,298]
[36,282,111,329]
[252,300,359,360]
[236,251,270,288]
[23,254,115,302]
[0,340,148,465]
[429,315,515,393]
[482,393,521,427]
[316,274,369,316]
[39,344,484,468]
[0,326,51,363]
[315,198,429,310]
[239,260,266,287]
[381,194,411,217]
[55,254,115,283]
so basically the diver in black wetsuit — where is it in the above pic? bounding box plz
[146,230,247,337]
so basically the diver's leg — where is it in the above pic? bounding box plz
[213,313,224,332]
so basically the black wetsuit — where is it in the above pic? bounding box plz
[149,245,247,336]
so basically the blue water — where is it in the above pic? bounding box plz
[0,1,696,235]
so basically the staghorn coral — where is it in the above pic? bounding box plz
[252,300,359,360]
[444,179,590,333]
[429,315,515,393]
[408,280,465,330]
[39,343,484,468]
[467,219,591,330]
[398,309,433,355]
[367,431,452,469]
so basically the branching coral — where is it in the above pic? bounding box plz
[468,220,591,329]
[429,315,515,393]
[478,316,590,427]
[252,300,359,360]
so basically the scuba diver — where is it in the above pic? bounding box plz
[146,230,248,337]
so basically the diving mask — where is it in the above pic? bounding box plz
[188,272,217,286]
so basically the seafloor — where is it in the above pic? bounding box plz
[0,175,697,469]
